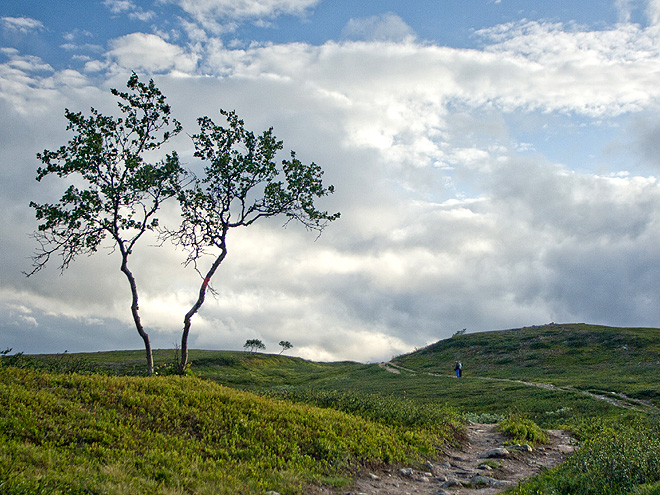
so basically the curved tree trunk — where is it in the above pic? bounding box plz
[120,252,154,376]
[179,241,227,374]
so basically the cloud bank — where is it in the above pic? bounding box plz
[2,4,660,362]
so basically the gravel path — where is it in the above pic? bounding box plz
[340,422,577,495]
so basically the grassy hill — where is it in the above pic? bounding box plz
[0,366,461,495]
[392,323,660,405]
[2,322,660,494]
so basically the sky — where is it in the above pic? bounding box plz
[2,0,660,363]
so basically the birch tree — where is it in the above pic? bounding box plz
[27,74,185,375]
[171,110,339,373]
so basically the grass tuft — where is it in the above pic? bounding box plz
[498,414,548,446]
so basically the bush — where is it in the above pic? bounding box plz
[511,417,660,495]
[498,414,548,446]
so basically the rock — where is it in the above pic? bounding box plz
[265,492,281,495]
[435,490,451,495]
[472,475,496,486]
[368,473,379,480]
[477,463,493,470]
[511,443,533,452]
[480,447,510,458]
[423,460,434,471]
[558,444,577,454]
[441,461,452,469]
[441,478,463,488]
[435,474,448,482]
[472,475,510,487]
[399,467,414,477]
[416,476,430,483]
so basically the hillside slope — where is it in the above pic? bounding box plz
[0,366,460,495]
[392,323,660,405]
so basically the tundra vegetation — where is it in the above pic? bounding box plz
[2,323,660,494]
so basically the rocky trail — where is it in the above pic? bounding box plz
[309,360,656,495]
[342,422,577,495]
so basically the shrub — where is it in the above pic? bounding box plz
[498,414,548,446]
[511,417,660,495]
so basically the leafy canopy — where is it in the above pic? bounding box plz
[173,109,340,269]
[28,73,185,275]
[244,339,266,352]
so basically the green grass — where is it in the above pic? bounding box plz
[498,414,549,446]
[151,350,626,429]
[392,323,660,406]
[3,322,660,494]
[507,416,660,495]
[0,366,461,495]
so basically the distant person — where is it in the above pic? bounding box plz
[455,361,463,378]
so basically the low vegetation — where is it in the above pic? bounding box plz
[498,414,548,446]
[509,416,660,495]
[2,323,660,494]
[0,366,461,495]
[392,323,660,406]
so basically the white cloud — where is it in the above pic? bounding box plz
[1,16,44,34]
[63,29,93,42]
[103,33,199,73]
[4,13,660,361]
[168,0,320,34]
[616,0,635,22]
[342,13,417,42]
[646,0,660,24]
[614,0,660,25]
[102,0,155,22]
[175,0,319,19]
[103,0,134,13]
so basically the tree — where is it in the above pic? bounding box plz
[278,340,293,354]
[26,74,185,376]
[170,109,340,373]
[243,339,266,353]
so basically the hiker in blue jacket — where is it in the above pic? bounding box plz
[455,361,463,378]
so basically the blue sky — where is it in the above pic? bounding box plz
[2,0,660,362]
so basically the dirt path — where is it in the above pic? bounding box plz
[342,422,577,495]
[310,361,653,494]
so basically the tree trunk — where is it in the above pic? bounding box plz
[179,242,227,374]
[120,252,154,376]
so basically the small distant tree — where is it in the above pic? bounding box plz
[26,74,185,376]
[244,339,265,353]
[169,109,340,373]
[453,328,467,338]
[278,340,293,354]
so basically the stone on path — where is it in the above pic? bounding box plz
[510,443,534,452]
[472,475,511,487]
[480,447,510,458]
[399,467,414,477]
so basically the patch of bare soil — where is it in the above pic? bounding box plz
[335,422,577,495]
